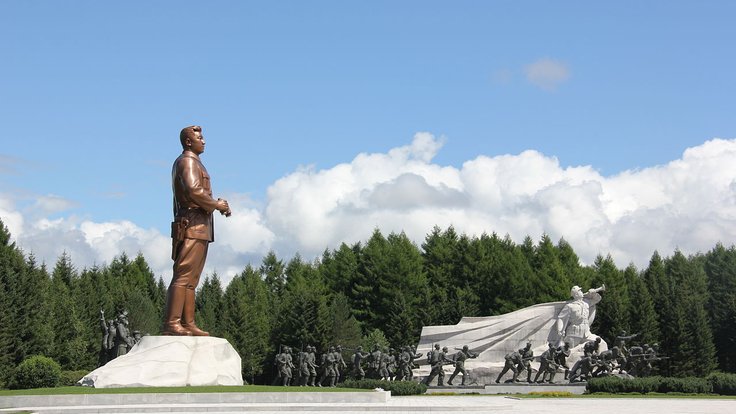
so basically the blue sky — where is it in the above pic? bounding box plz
[2,1,735,283]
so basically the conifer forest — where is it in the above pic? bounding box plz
[0,218,734,385]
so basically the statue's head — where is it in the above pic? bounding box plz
[525,341,532,349]
[571,285,584,300]
[357,346,363,351]
[434,344,441,350]
[442,346,448,352]
[564,341,571,349]
[328,346,335,352]
[463,345,469,352]
[611,346,619,355]
[595,337,601,343]
[180,125,205,154]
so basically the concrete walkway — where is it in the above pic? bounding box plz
[1,395,734,414]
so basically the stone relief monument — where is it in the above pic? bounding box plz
[415,285,607,385]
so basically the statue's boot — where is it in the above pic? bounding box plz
[162,286,192,336]
[526,371,532,383]
[182,287,209,336]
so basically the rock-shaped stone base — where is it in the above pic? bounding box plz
[79,336,243,388]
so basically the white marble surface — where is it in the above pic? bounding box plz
[79,336,244,388]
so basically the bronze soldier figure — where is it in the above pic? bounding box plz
[352,346,370,380]
[496,350,524,383]
[164,125,230,336]
[447,345,478,386]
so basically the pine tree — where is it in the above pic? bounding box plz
[15,255,53,363]
[0,219,21,382]
[590,255,629,344]
[125,289,159,336]
[321,243,359,299]
[222,265,272,383]
[276,257,330,350]
[49,253,88,369]
[623,264,660,346]
[261,251,286,297]
[664,251,716,376]
[642,252,683,376]
[75,265,112,369]
[0,279,13,385]
[421,226,458,325]
[529,234,571,304]
[476,233,533,314]
[196,273,225,337]
[327,292,362,349]
[373,232,427,347]
[704,244,736,372]
[361,328,390,353]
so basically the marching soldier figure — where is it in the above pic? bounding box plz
[447,345,478,386]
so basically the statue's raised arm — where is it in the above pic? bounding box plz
[555,285,606,348]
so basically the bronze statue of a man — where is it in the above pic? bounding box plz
[163,125,230,336]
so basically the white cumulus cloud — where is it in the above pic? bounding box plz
[2,133,736,286]
[262,134,736,270]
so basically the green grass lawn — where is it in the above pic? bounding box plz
[0,385,369,396]
[423,392,736,399]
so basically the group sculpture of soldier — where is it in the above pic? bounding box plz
[98,309,143,366]
[421,344,479,386]
[492,332,664,384]
[417,284,668,386]
[271,344,425,386]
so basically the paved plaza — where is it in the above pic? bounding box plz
[1,394,734,414]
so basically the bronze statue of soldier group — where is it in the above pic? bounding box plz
[268,343,427,386]
[98,309,141,366]
[491,332,666,385]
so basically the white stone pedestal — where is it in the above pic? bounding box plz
[79,336,244,388]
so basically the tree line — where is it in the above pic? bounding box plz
[0,219,734,386]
